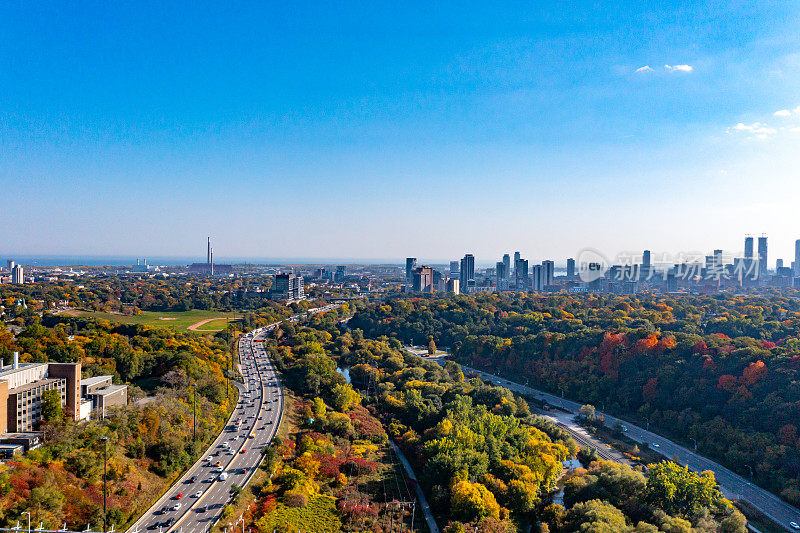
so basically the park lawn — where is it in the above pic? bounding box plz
[61,309,237,332]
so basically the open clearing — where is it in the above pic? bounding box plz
[60,309,238,332]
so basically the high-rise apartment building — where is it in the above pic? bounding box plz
[405,258,417,283]
[530,264,542,291]
[794,239,800,275]
[541,260,554,288]
[11,265,23,285]
[271,273,304,301]
[6,260,14,272]
[513,252,521,273]
[495,261,507,280]
[502,254,511,279]
[758,236,768,276]
[459,254,475,292]
[412,266,434,292]
[566,258,575,278]
[449,261,460,277]
[744,236,754,258]
[515,258,528,289]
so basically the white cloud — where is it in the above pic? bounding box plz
[635,65,653,73]
[727,122,777,139]
[773,109,791,117]
[665,64,693,72]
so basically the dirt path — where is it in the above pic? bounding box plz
[187,317,229,331]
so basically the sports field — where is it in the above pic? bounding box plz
[60,309,238,332]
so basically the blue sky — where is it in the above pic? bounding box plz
[2,1,800,264]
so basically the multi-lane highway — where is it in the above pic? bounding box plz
[450,361,800,533]
[128,324,284,533]
[128,304,343,533]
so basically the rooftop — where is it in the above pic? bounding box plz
[81,375,113,387]
[0,362,47,379]
[89,384,127,396]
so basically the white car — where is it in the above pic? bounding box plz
[789,522,799,530]
[194,491,202,498]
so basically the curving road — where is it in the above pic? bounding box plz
[448,361,800,533]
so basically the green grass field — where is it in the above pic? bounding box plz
[61,309,238,332]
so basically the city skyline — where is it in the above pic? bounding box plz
[3,3,800,260]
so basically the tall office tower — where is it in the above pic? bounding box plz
[412,266,434,292]
[6,260,14,272]
[405,258,417,282]
[502,254,511,279]
[530,264,542,290]
[495,261,507,280]
[714,249,723,268]
[11,265,24,285]
[642,250,651,268]
[459,254,475,292]
[541,260,554,288]
[566,258,575,278]
[449,261,460,276]
[744,236,754,258]
[513,252,521,273]
[776,259,784,270]
[515,258,529,289]
[758,236,768,276]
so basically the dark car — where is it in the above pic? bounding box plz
[196,506,207,513]
[163,517,175,527]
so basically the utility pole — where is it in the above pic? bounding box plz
[101,437,109,533]
[24,511,30,533]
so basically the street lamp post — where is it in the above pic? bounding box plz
[690,437,697,451]
[101,436,109,533]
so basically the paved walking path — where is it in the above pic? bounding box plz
[389,441,439,533]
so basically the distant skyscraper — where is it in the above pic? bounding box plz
[642,250,651,268]
[11,265,23,285]
[335,265,346,282]
[515,258,528,289]
[405,258,417,282]
[744,236,754,258]
[541,260,554,288]
[513,252,520,273]
[460,254,475,292]
[6,260,14,272]
[502,254,511,279]
[530,264,542,290]
[566,258,575,278]
[449,261,460,276]
[776,259,784,270]
[412,266,434,292]
[714,249,723,268]
[495,261,507,281]
[758,236,768,276]
[794,239,800,275]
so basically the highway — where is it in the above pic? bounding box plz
[449,361,800,532]
[128,324,283,533]
[127,304,342,533]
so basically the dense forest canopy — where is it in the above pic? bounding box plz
[349,292,800,507]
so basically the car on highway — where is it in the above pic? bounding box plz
[174,492,184,499]
[194,490,203,498]
[652,443,660,448]
[789,522,799,530]
[186,475,197,483]
[196,505,207,513]
[171,503,182,511]
[240,448,247,453]
[163,517,175,528]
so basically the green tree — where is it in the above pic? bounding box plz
[41,388,63,423]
